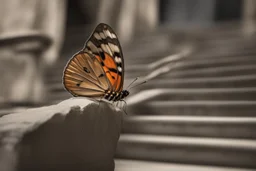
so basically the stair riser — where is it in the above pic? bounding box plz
[126,55,256,69]
[129,104,256,116]
[139,80,256,89]
[122,121,256,139]
[116,141,256,168]
[151,92,256,101]
[165,68,256,78]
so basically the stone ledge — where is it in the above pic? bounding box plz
[0,98,122,171]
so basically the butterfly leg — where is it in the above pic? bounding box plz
[120,100,128,115]
[98,97,103,108]
[115,101,119,108]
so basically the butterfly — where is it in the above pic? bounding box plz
[63,23,129,102]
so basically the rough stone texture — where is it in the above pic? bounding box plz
[0,98,123,171]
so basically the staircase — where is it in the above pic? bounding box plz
[115,26,256,169]
[40,24,256,170]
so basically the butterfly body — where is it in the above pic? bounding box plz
[104,90,129,101]
[63,23,128,102]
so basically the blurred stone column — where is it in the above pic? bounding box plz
[97,0,122,28]
[243,0,256,35]
[161,0,215,28]
[0,0,66,105]
[117,0,159,44]
[136,0,159,32]
[97,0,159,44]
[38,0,67,66]
[117,0,137,44]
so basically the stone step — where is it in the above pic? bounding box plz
[126,65,256,80]
[126,55,256,74]
[122,115,256,139]
[194,49,256,61]
[124,47,256,66]
[199,40,255,53]
[124,44,256,64]
[115,159,254,171]
[203,37,250,46]
[166,64,256,78]
[116,134,256,168]
[140,75,256,89]
[129,101,256,116]
[128,88,256,101]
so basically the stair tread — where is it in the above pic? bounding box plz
[119,134,256,149]
[126,56,256,71]
[146,74,256,83]
[149,100,256,106]
[124,115,256,123]
[132,87,256,94]
[115,159,254,171]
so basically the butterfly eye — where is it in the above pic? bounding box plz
[83,67,90,73]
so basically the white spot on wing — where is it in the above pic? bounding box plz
[101,44,108,53]
[108,43,120,53]
[104,29,112,38]
[101,44,113,56]
[115,56,122,63]
[118,66,122,72]
[111,33,117,38]
[105,44,113,56]
[87,41,98,52]
[87,41,93,46]
[117,57,122,63]
[115,56,119,63]
[100,32,106,39]
[94,32,101,40]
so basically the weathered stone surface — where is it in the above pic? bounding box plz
[0,98,123,171]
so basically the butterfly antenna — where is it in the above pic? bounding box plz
[126,77,139,89]
[129,80,147,89]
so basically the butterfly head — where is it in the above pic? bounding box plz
[116,90,129,101]
[122,90,130,98]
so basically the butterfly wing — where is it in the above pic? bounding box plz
[63,52,111,97]
[83,23,124,92]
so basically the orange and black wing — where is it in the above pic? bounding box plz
[83,23,124,92]
[63,52,111,97]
